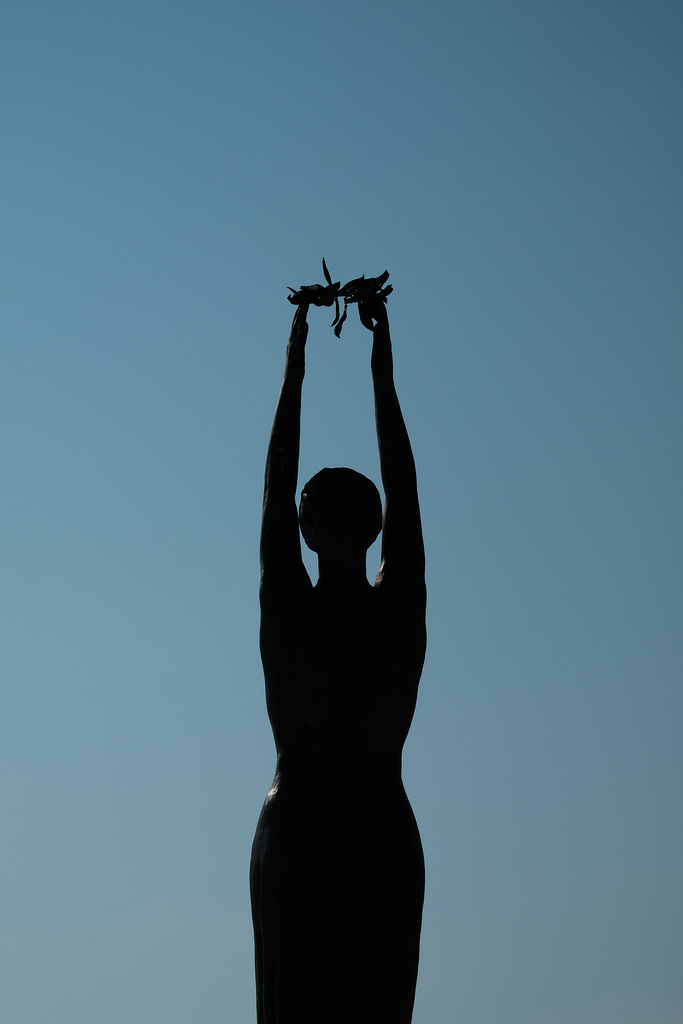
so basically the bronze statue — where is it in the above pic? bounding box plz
[251,271,426,1023]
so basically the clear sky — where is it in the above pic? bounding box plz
[2,1,681,1021]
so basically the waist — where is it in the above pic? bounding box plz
[271,751,403,800]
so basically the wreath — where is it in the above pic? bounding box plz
[288,259,392,337]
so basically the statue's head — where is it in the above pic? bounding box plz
[299,468,382,557]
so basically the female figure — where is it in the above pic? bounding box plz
[251,297,426,1023]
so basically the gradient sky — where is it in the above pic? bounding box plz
[2,2,682,1022]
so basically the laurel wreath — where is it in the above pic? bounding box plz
[288,259,392,337]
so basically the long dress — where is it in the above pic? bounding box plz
[251,574,426,1024]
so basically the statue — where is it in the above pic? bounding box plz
[250,266,426,1023]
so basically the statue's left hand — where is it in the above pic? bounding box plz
[288,303,309,351]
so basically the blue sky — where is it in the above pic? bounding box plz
[2,1,682,1021]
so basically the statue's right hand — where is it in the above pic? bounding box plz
[358,297,388,332]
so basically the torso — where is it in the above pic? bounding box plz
[260,577,426,794]
[252,575,426,1023]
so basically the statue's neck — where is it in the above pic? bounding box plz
[316,552,368,587]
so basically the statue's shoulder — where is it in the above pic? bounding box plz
[374,573,426,613]
[260,565,312,603]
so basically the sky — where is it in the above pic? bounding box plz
[1,1,682,1021]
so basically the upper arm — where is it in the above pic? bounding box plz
[260,485,310,594]
[375,480,425,589]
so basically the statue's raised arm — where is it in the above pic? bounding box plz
[259,304,311,596]
[360,297,426,591]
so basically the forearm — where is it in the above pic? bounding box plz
[264,376,302,500]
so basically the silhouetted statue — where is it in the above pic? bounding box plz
[251,291,426,1024]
